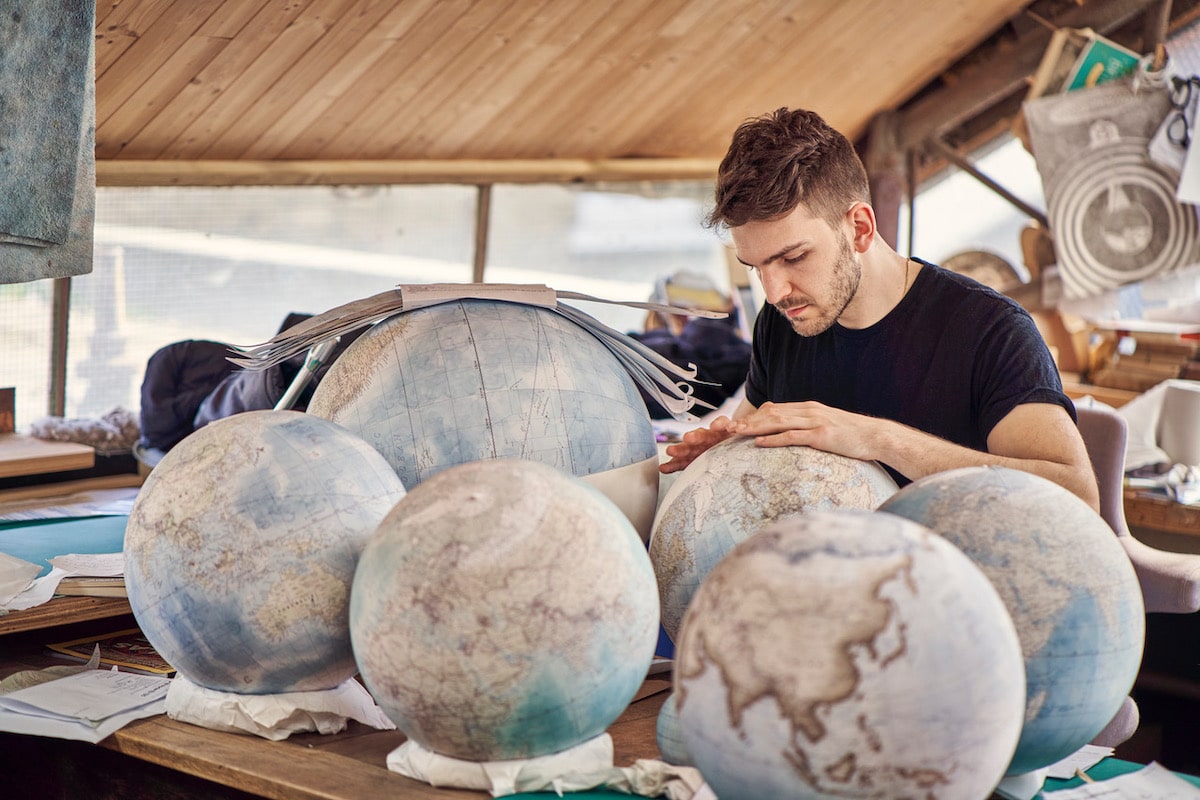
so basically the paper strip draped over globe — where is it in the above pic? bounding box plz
[227,283,725,419]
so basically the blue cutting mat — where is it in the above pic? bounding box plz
[0,515,127,576]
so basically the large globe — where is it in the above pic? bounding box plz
[125,409,407,694]
[649,437,898,640]
[350,457,660,761]
[308,299,660,538]
[878,466,1145,776]
[675,510,1026,799]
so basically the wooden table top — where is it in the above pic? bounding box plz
[1125,489,1200,537]
[0,433,94,479]
[101,678,670,800]
[1,612,669,800]
[0,595,132,636]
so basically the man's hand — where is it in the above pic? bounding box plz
[722,400,1098,511]
[726,401,879,460]
[659,416,739,474]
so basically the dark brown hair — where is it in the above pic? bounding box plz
[707,107,871,230]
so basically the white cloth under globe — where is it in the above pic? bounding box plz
[165,675,394,741]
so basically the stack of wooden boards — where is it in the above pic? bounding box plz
[1088,325,1200,393]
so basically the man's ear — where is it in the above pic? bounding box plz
[845,202,877,253]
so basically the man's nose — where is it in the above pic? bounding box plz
[758,266,791,305]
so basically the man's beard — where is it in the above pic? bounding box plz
[775,233,861,336]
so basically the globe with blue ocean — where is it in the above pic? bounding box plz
[307,298,662,539]
[124,409,407,694]
[307,298,658,489]
[879,466,1145,776]
[350,457,660,762]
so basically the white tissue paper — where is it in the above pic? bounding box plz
[387,733,705,799]
[1117,380,1176,470]
[994,768,1051,800]
[0,551,40,608]
[1114,379,1200,470]
[165,674,395,740]
[1109,379,1200,503]
[1159,380,1200,467]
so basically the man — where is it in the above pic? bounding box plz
[661,107,1099,510]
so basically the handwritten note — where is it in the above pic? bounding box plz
[48,551,124,577]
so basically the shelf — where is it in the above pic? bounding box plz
[0,596,133,636]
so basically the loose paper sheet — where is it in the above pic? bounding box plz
[1043,761,1200,798]
[2,552,124,612]
[0,551,39,606]
[0,669,168,743]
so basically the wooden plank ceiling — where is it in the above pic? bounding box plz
[92,0,1177,184]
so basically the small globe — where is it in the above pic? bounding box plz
[124,409,407,694]
[649,437,898,640]
[675,510,1025,799]
[655,692,694,767]
[350,458,660,761]
[308,299,659,537]
[878,466,1145,775]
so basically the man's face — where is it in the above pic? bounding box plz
[730,203,860,337]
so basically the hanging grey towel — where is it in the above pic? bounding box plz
[0,1,95,282]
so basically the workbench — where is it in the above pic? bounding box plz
[0,611,667,800]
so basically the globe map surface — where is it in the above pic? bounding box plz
[655,692,693,767]
[350,458,660,762]
[650,437,899,640]
[308,299,657,489]
[879,466,1145,775]
[125,410,407,694]
[675,511,1026,799]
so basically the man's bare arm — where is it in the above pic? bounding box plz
[727,401,1099,511]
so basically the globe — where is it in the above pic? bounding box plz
[649,436,899,640]
[675,510,1025,799]
[350,457,660,762]
[655,692,694,767]
[878,466,1145,776]
[307,299,660,538]
[124,409,407,694]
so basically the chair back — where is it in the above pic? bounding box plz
[1075,405,1131,538]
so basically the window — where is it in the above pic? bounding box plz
[2,181,737,429]
[899,136,1044,278]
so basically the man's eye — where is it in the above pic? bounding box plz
[784,253,807,264]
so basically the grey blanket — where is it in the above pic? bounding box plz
[0,1,95,282]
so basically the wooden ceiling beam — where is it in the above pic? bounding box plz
[95,158,722,187]
[895,0,1159,154]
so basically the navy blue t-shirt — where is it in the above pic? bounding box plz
[744,260,1074,481]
